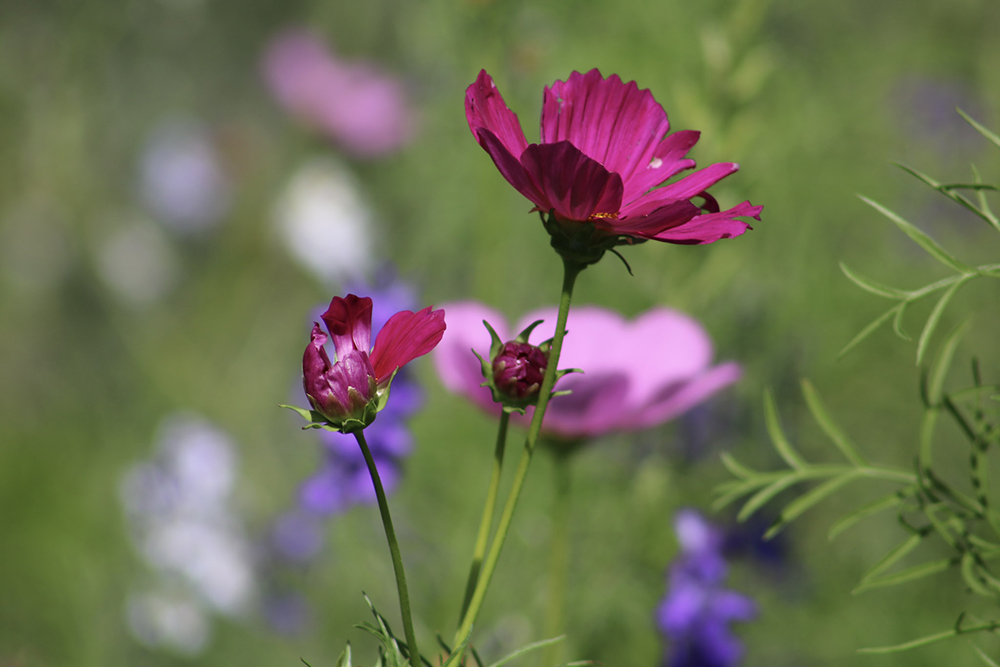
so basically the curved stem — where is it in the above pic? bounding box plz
[355,430,420,667]
[541,452,572,667]
[458,411,511,624]
[451,258,583,659]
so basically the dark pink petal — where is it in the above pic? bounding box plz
[653,201,762,245]
[621,130,701,204]
[630,361,742,430]
[303,323,336,412]
[641,162,740,206]
[321,295,373,360]
[609,200,700,238]
[371,306,446,384]
[332,348,377,409]
[540,70,671,183]
[519,141,623,221]
[466,70,530,161]
[476,129,549,210]
[432,302,509,414]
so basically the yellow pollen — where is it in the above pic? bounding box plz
[589,212,619,220]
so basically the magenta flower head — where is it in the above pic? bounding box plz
[434,302,741,441]
[466,70,762,266]
[292,294,445,433]
[493,342,548,400]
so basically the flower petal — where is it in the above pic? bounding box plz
[653,201,761,245]
[621,130,701,204]
[432,302,508,413]
[465,70,529,161]
[321,294,373,360]
[476,129,549,210]
[630,361,742,430]
[370,306,446,384]
[541,69,670,184]
[303,323,337,412]
[610,200,700,238]
[519,141,623,221]
[643,162,740,204]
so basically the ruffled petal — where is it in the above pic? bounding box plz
[519,141,623,221]
[641,162,739,206]
[621,130,701,204]
[608,200,700,238]
[465,70,530,161]
[370,306,446,384]
[433,302,510,413]
[540,69,670,183]
[630,361,742,430]
[653,201,761,245]
[476,129,548,210]
[321,294,373,360]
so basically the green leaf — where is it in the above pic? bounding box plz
[714,478,772,512]
[859,533,925,584]
[858,195,973,274]
[765,473,861,539]
[763,390,807,470]
[961,552,997,598]
[828,490,910,541]
[839,262,908,300]
[800,379,867,466]
[958,108,1000,149]
[859,628,960,653]
[928,320,972,404]
[485,636,566,667]
[839,304,901,357]
[970,164,1000,229]
[854,556,957,594]
[971,643,1000,667]
[301,660,315,667]
[280,403,319,421]
[738,475,805,522]
[891,300,911,341]
[720,452,757,480]
[916,276,971,365]
[336,643,353,667]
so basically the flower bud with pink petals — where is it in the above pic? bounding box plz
[492,341,548,401]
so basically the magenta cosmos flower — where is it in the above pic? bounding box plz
[303,294,445,430]
[262,29,416,157]
[433,302,741,440]
[466,70,761,263]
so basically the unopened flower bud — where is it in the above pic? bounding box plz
[492,341,548,401]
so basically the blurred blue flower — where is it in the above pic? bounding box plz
[657,510,756,667]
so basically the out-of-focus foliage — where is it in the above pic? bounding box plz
[1,0,999,665]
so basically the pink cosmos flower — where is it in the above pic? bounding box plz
[304,294,445,427]
[466,69,761,246]
[433,302,741,440]
[263,29,415,157]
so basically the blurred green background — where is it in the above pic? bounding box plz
[2,0,1000,665]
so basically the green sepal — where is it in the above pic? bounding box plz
[514,319,545,344]
[376,368,400,412]
[335,643,353,667]
[482,319,504,360]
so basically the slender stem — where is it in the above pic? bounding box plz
[541,452,572,667]
[451,258,582,660]
[355,430,421,667]
[458,411,511,624]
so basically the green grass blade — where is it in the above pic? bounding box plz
[839,262,908,299]
[959,109,1000,149]
[800,379,867,466]
[828,490,909,541]
[839,304,900,357]
[485,636,566,667]
[854,556,957,594]
[763,389,807,470]
[765,473,860,539]
[858,195,973,273]
[916,276,971,365]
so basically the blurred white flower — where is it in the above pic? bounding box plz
[139,118,231,236]
[274,158,374,285]
[121,414,257,654]
[96,217,179,305]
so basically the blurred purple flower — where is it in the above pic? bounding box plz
[139,118,231,235]
[434,303,742,440]
[262,29,416,157]
[657,510,756,667]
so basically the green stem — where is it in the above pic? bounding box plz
[355,430,421,667]
[458,411,511,624]
[451,258,583,661]
[541,452,572,667]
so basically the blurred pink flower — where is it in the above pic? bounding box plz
[262,29,415,157]
[466,69,761,245]
[433,302,742,440]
